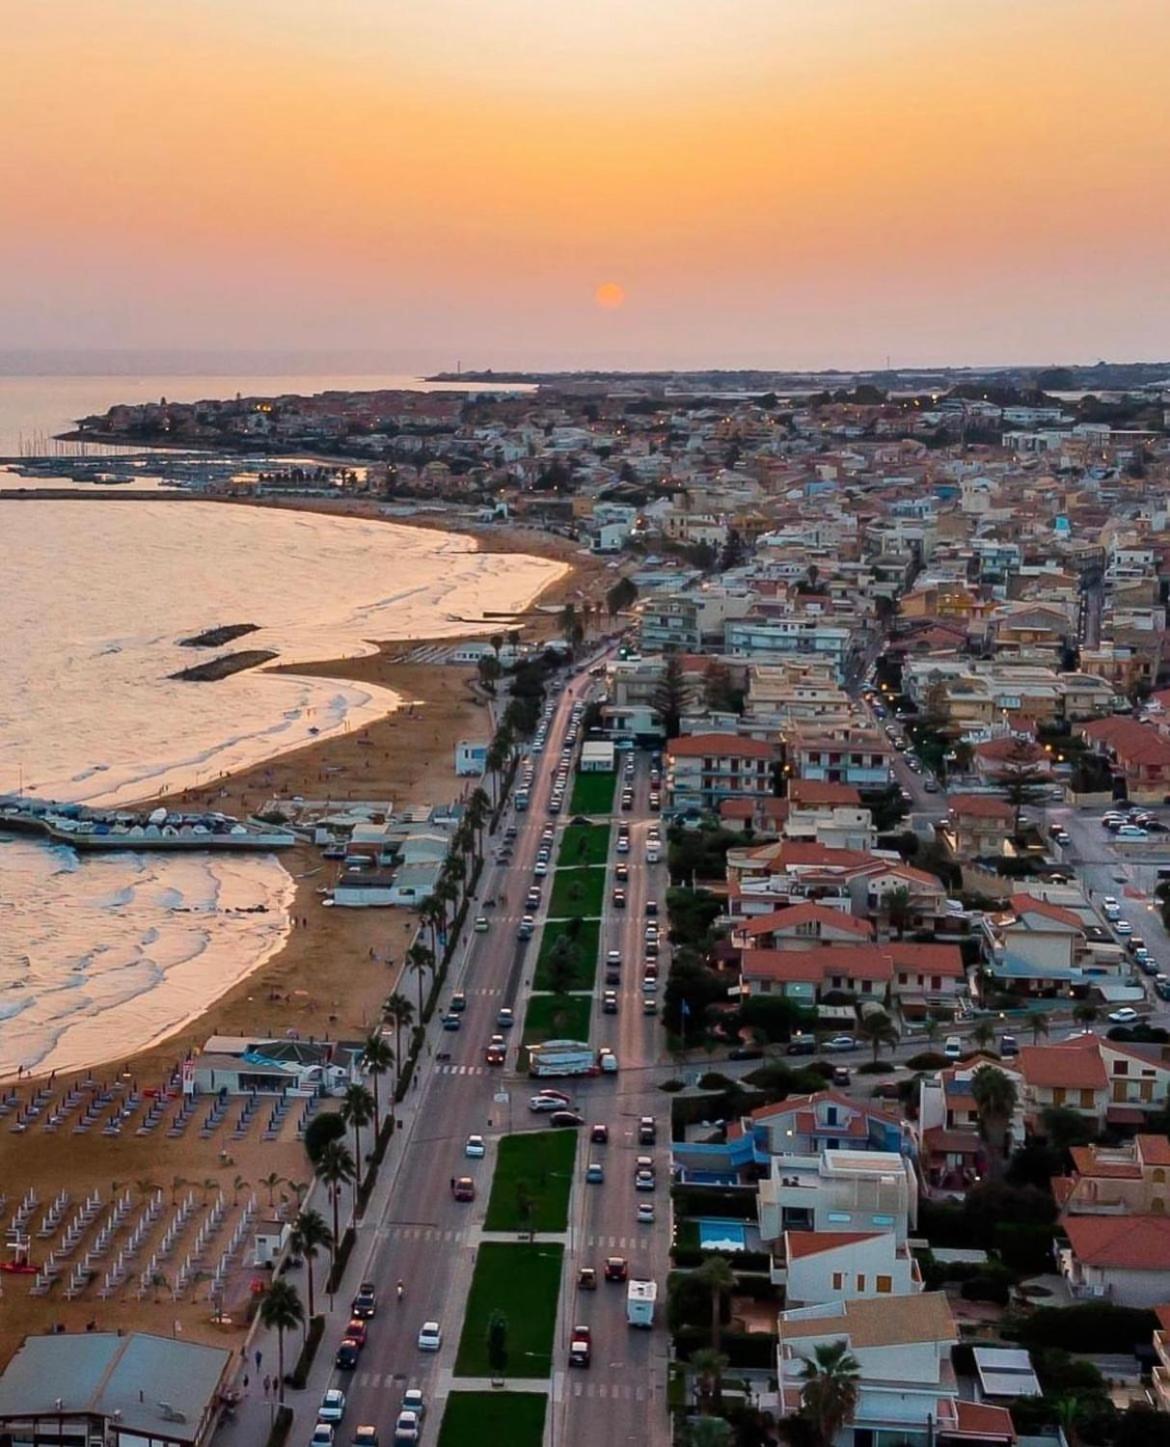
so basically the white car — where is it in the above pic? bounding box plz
[1108,1007,1141,1025]
[311,1428,336,1447]
[529,1095,562,1112]
[1115,920,1134,936]
[944,1035,963,1060]
[318,1392,347,1424]
[402,1389,426,1419]
[465,1134,486,1158]
[394,1411,421,1444]
[636,1202,655,1224]
[646,849,660,864]
[823,1035,858,1053]
[417,1321,442,1351]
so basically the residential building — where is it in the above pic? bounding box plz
[785,780,877,851]
[778,1229,923,1306]
[945,795,1015,860]
[757,1148,918,1246]
[1053,1135,1170,1217]
[1058,1215,1170,1306]
[454,739,488,776]
[788,725,893,788]
[725,617,854,679]
[776,1293,1015,1447]
[665,732,775,810]
[1077,716,1170,803]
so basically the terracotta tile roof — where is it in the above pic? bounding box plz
[1139,1135,1170,1167]
[740,903,873,939]
[948,794,1015,821]
[1020,1038,1107,1090]
[974,737,1050,766]
[1009,894,1085,931]
[748,1089,900,1128]
[1069,1146,1141,1179]
[719,798,756,819]
[789,780,862,807]
[741,950,824,983]
[1157,1304,1170,1333]
[1064,1214,1170,1270]
[922,1127,983,1155]
[951,1401,1017,1440]
[785,1230,882,1261]
[887,941,965,977]
[780,1291,956,1349]
[1081,716,1170,767]
[816,944,898,979]
[769,842,877,870]
[668,732,774,759]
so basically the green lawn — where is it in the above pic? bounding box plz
[533,917,600,991]
[547,865,605,918]
[438,1392,547,1447]
[556,821,611,868]
[485,1128,577,1232]
[454,1243,564,1377]
[522,992,592,1048]
[569,770,617,815]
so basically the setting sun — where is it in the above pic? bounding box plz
[595,282,626,311]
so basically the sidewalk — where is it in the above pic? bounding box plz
[212,932,480,1446]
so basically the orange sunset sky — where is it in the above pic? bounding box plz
[4,0,1169,370]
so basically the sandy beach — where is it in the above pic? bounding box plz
[0,507,612,1362]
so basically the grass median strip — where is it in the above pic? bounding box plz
[522,993,592,1048]
[454,1242,564,1377]
[438,1392,547,1447]
[569,770,617,815]
[556,820,611,868]
[485,1129,576,1232]
[534,917,600,991]
[547,865,605,918]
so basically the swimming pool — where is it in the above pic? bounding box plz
[697,1218,748,1251]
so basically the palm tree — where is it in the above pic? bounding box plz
[971,1019,997,1054]
[858,1011,898,1066]
[381,993,414,1093]
[971,1064,1018,1178]
[684,1418,732,1447]
[885,885,914,940]
[231,1175,249,1206]
[341,1082,376,1184]
[485,734,509,806]
[799,1340,861,1447]
[361,1033,394,1129]
[258,1277,304,1405]
[314,1138,356,1273]
[418,895,445,954]
[920,1017,940,1049]
[1030,1011,1051,1045]
[693,1254,736,1356]
[466,787,490,860]
[1073,1001,1099,1028]
[408,941,435,1018]
[288,1208,332,1322]
[259,1171,285,1208]
[689,1347,730,1413]
[445,851,467,907]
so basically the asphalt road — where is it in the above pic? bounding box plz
[292,663,672,1447]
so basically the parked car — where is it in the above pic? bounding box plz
[786,1035,816,1056]
[401,1390,425,1421]
[550,1110,585,1127]
[1108,1007,1141,1024]
[944,1035,963,1059]
[823,1035,857,1053]
[1000,1035,1019,1058]
[319,1390,348,1424]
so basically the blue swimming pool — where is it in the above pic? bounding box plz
[697,1218,748,1251]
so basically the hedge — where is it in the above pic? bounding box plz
[287,1314,324,1388]
[672,1246,772,1273]
[265,1407,293,1447]
[1015,1303,1159,1354]
[672,1185,760,1220]
[326,1226,357,1293]
[673,1328,777,1369]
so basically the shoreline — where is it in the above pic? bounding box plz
[2,501,606,1087]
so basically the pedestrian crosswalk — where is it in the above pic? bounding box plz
[569,1380,649,1401]
[378,1225,465,1243]
[583,1234,650,1251]
[435,1063,488,1076]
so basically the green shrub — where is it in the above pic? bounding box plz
[905,1051,951,1072]
[672,1185,759,1220]
[303,1112,346,1164]
[1016,1303,1158,1354]
[265,1407,293,1447]
[959,1275,1010,1306]
[288,1315,324,1388]
[856,1061,895,1075]
[673,1328,777,1369]
[994,1221,1056,1274]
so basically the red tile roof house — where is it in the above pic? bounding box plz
[1059,1214,1170,1306]
[665,732,776,810]
[1077,716,1170,804]
[731,901,875,952]
[972,735,1053,786]
[1015,1032,1170,1132]
[741,944,894,1006]
[945,794,1015,861]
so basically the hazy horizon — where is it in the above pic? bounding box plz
[5,2,1169,368]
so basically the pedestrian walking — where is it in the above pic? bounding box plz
[255,1348,262,1372]
[263,1374,271,1398]
[243,1373,249,1393]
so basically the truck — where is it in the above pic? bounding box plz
[528,1040,618,1078]
[626,1278,657,1328]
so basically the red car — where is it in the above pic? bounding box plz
[604,1257,628,1283]
[344,1318,368,1347]
[452,1177,476,1202]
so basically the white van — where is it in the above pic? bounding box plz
[944,1035,963,1060]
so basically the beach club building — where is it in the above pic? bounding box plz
[0,1332,233,1447]
[186,1036,354,1096]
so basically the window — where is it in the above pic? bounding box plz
[873,1215,895,1227]
[827,1212,851,1224]
[1115,1060,1129,1075]
[876,1275,893,1294]
[1079,1089,1095,1108]
[831,1271,845,1290]
[856,1274,866,1291]
[898,973,908,986]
